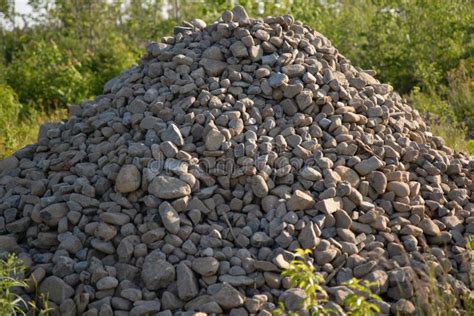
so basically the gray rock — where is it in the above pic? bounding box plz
[149,176,191,199]
[315,198,342,215]
[368,171,387,194]
[282,64,305,77]
[96,276,118,290]
[130,301,161,316]
[251,175,268,198]
[298,223,319,249]
[161,124,184,146]
[115,165,141,193]
[0,156,18,174]
[191,257,220,276]
[213,283,245,309]
[159,202,180,234]
[39,276,74,304]
[390,299,416,315]
[40,203,68,226]
[287,190,315,211]
[142,250,175,290]
[387,181,410,197]
[315,248,338,265]
[205,129,225,151]
[200,58,227,76]
[419,218,441,236]
[354,157,384,176]
[230,41,248,58]
[232,5,248,22]
[268,73,289,88]
[280,288,306,311]
[177,263,199,301]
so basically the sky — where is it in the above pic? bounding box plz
[0,0,34,28]
[15,0,32,15]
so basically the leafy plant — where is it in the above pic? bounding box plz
[275,248,331,315]
[275,249,385,316]
[342,278,382,316]
[0,254,28,315]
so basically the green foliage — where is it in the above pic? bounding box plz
[275,249,330,315]
[409,58,474,156]
[0,254,52,315]
[6,40,88,108]
[467,236,474,251]
[79,35,137,96]
[0,254,27,315]
[342,278,381,316]
[276,249,385,316]
[467,236,474,288]
[0,82,67,158]
[446,58,474,132]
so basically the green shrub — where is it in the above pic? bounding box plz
[446,58,474,133]
[410,92,468,157]
[80,35,137,96]
[6,39,88,109]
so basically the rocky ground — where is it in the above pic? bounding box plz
[0,5,473,316]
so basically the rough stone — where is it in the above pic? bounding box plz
[149,176,191,199]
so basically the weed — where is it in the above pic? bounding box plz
[274,249,331,315]
[275,249,384,316]
[0,254,28,315]
[342,278,382,316]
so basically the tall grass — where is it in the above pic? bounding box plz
[0,255,28,315]
[0,84,67,159]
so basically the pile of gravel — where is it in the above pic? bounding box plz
[0,6,473,316]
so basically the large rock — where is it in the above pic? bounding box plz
[39,203,68,227]
[148,175,191,199]
[115,164,141,193]
[142,250,175,290]
[177,263,199,301]
[191,257,220,276]
[213,283,245,310]
[159,202,180,234]
[287,190,315,211]
[39,276,74,304]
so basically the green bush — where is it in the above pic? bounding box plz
[6,39,88,109]
[80,35,138,96]
[0,254,51,315]
[446,58,474,133]
[409,58,474,156]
